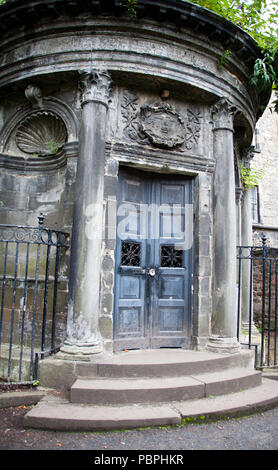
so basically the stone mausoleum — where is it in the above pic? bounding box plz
[0,0,275,424]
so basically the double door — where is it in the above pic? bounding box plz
[114,168,193,351]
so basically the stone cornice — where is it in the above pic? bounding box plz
[0,150,66,172]
[0,0,262,67]
[253,224,278,232]
[109,141,215,174]
[0,143,78,173]
[0,0,269,127]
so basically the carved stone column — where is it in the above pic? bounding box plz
[61,70,112,357]
[207,98,241,353]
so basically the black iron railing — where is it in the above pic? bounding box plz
[237,235,278,369]
[0,214,69,384]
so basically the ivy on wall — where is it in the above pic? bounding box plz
[240,165,264,190]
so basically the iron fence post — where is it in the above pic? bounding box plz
[0,214,69,384]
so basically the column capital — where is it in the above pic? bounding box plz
[79,69,113,108]
[236,186,244,203]
[241,146,255,168]
[211,97,238,132]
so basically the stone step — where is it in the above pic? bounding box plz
[70,368,262,405]
[24,395,181,431]
[75,348,256,378]
[0,388,49,408]
[23,378,278,432]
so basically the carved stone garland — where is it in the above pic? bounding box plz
[121,92,202,151]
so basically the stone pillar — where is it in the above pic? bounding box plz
[235,185,243,337]
[61,70,112,356]
[240,148,260,342]
[236,187,243,248]
[207,98,240,353]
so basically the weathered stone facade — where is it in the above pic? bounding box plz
[247,97,278,332]
[0,0,270,377]
[251,95,278,246]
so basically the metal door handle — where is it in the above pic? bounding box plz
[148,268,156,277]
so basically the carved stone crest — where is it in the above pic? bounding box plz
[139,103,185,149]
[121,92,201,151]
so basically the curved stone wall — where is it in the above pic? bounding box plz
[0,0,266,131]
[0,0,270,355]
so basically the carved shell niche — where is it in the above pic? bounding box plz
[15,112,67,156]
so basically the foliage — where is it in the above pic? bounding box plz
[251,50,278,112]
[123,0,138,17]
[184,0,278,112]
[184,1,277,50]
[251,52,276,92]
[218,49,232,69]
[240,164,264,190]
[44,140,60,154]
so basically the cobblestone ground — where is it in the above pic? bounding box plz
[0,404,278,453]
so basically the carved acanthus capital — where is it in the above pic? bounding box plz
[241,146,255,168]
[211,98,237,132]
[235,186,244,203]
[79,70,112,108]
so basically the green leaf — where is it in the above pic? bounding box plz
[240,164,264,190]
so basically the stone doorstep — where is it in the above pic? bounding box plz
[70,368,262,405]
[39,348,256,389]
[90,348,255,378]
[23,378,278,432]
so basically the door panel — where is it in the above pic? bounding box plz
[114,171,149,350]
[159,275,184,299]
[119,275,141,299]
[151,178,191,348]
[114,168,193,351]
[158,306,184,331]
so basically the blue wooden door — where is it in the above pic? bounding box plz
[114,168,193,351]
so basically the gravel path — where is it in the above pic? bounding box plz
[1,404,278,452]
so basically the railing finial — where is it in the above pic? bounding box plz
[38,213,45,227]
[261,232,267,247]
